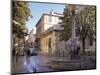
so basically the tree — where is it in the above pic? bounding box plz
[59,5,72,41]
[12,0,32,54]
[75,6,96,54]
[12,0,32,38]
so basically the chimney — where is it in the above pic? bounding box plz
[50,9,54,15]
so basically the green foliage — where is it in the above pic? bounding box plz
[12,0,32,38]
[76,6,96,40]
[76,6,96,53]
[59,5,72,41]
[59,5,96,54]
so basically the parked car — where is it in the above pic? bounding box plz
[29,48,38,56]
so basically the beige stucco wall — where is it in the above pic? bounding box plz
[39,31,69,57]
[40,31,56,55]
[44,15,62,31]
[36,16,44,39]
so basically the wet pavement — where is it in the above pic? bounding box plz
[12,54,96,74]
[12,55,55,74]
[29,55,55,72]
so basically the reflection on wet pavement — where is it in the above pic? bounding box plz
[12,55,65,74]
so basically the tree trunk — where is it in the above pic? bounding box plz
[82,39,85,55]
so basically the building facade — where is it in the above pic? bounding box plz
[36,10,96,58]
[27,29,36,48]
[35,11,70,57]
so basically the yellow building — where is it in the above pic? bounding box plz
[35,11,68,56]
[40,30,56,54]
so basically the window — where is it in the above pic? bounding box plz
[89,38,93,46]
[48,38,51,48]
[48,16,52,22]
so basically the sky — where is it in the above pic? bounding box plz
[25,2,65,33]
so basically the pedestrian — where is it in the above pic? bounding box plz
[25,47,31,63]
[12,48,15,62]
[12,47,19,62]
[77,46,80,55]
[15,50,19,62]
